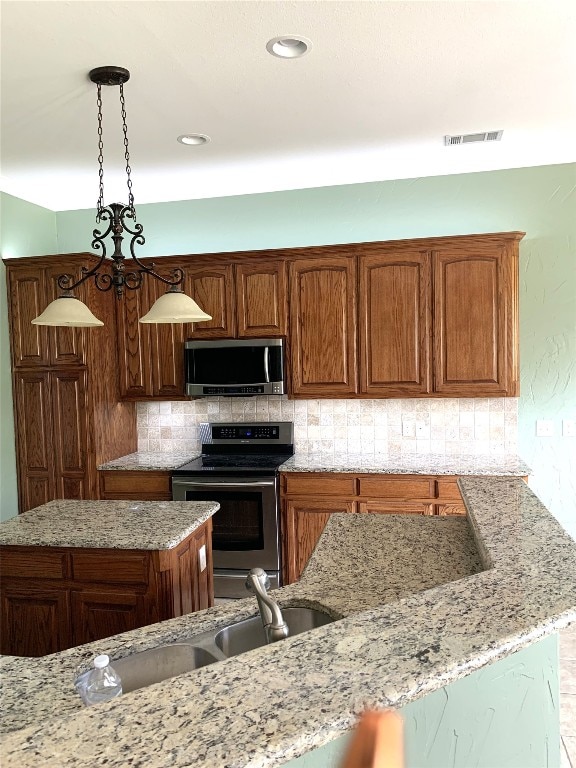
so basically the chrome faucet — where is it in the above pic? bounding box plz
[245,567,289,643]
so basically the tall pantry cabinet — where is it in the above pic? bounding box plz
[5,254,137,513]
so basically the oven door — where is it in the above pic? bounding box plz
[171,475,280,572]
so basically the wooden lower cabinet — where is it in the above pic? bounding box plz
[70,589,148,648]
[283,498,356,585]
[0,520,213,657]
[281,472,470,583]
[0,585,70,657]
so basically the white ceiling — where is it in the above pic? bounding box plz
[1,1,575,212]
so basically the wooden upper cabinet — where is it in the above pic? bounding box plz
[433,237,519,396]
[184,265,236,338]
[359,251,432,397]
[235,260,287,337]
[115,283,154,399]
[147,279,187,398]
[289,255,358,397]
[8,266,50,368]
[7,258,94,368]
[44,264,85,366]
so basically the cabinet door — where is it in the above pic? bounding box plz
[433,242,518,396]
[45,264,86,366]
[358,501,434,515]
[51,369,92,499]
[283,498,356,584]
[147,279,187,398]
[71,589,147,647]
[7,266,50,367]
[289,256,357,396]
[359,251,431,396]
[167,521,214,616]
[115,283,154,398]
[0,585,70,656]
[13,371,55,512]
[235,261,288,337]
[184,265,236,338]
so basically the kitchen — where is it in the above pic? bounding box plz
[1,1,576,766]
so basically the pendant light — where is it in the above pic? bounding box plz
[32,66,211,328]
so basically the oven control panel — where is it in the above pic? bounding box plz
[212,425,279,440]
[200,421,294,447]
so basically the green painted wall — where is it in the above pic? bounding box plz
[0,193,57,521]
[1,166,574,535]
[55,163,576,538]
[283,635,560,768]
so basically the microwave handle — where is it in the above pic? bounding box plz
[263,347,270,383]
[173,480,275,488]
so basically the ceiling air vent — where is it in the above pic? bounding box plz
[444,130,503,146]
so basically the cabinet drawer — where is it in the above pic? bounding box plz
[71,552,150,585]
[0,548,68,579]
[99,471,171,499]
[282,474,357,497]
[436,502,467,516]
[435,478,463,500]
[358,476,435,499]
[359,501,434,515]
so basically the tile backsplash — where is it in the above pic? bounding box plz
[137,397,517,457]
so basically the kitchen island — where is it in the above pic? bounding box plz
[1,477,575,767]
[0,500,218,656]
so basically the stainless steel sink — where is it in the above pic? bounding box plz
[75,606,336,699]
[214,607,334,657]
[76,643,224,697]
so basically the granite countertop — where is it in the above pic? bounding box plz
[97,452,198,471]
[280,452,532,475]
[0,500,219,550]
[2,477,575,767]
[99,450,531,476]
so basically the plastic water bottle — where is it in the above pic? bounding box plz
[78,654,122,705]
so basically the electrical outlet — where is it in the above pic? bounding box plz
[415,420,429,438]
[536,420,555,437]
[198,544,207,572]
[563,419,576,437]
[402,420,415,437]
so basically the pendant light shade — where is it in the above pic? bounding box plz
[139,288,213,324]
[31,296,104,327]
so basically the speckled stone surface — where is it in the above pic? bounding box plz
[0,500,219,550]
[280,452,531,475]
[97,450,531,476]
[1,478,575,767]
[97,452,197,471]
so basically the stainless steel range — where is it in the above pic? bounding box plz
[172,422,294,599]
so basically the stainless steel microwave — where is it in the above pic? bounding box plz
[184,338,285,397]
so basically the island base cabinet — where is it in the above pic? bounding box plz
[0,520,213,657]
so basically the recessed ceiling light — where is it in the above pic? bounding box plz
[266,36,311,59]
[177,134,210,146]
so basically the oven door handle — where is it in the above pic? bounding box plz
[173,480,276,488]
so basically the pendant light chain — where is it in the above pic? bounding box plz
[96,83,105,221]
[119,82,136,218]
